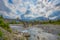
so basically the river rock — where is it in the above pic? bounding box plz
[22,27,59,40]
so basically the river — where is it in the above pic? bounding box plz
[9,24,60,40]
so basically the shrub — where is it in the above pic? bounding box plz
[0,30,3,37]
[0,16,12,32]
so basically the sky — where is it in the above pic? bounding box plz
[0,0,60,20]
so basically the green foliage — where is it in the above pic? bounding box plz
[58,33,60,36]
[10,20,16,24]
[0,15,12,32]
[0,30,3,37]
[9,20,22,24]
[0,15,3,19]
[38,20,60,25]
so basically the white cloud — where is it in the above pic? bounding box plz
[1,0,60,20]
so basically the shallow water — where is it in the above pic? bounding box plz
[22,27,58,40]
[10,25,59,40]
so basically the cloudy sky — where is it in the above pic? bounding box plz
[0,0,60,20]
